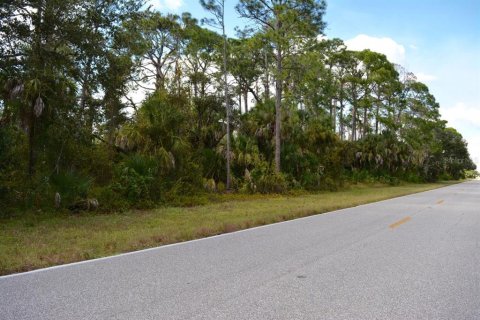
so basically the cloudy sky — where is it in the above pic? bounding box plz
[151,0,480,167]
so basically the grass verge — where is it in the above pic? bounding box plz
[0,182,455,275]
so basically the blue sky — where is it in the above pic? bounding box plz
[151,0,480,167]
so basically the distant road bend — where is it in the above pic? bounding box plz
[1,181,479,320]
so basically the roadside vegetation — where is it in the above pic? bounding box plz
[0,182,454,275]
[1,0,476,216]
[0,1,476,275]
[465,170,479,179]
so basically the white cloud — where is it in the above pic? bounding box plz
[467,136,480,169]
[345,34,406,64]
[441,102,480,168]
[317,34,328,41]
[442,102,480,128]
[151,0,184,10]
[415,72,437,82]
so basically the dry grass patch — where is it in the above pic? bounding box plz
[0,182,456,275]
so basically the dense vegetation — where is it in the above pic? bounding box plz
[0,0,475,213]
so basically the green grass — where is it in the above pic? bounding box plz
[0,182,455,275]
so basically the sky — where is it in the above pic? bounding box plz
[150,0,480,167]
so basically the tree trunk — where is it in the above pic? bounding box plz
[243,88,248,113]
[332,99,337,133]
[339,82,345,140]
[154,58,167,91]
[221,5,231,190]
[339,101,344,140]
[274,37,282,173]
[28,109,36,178]
[363,103,368,138]
[264,49,270,99]
[28,0,43,178]
[351,95,357,141]
[329,102,333,125]
[238,92,242,113]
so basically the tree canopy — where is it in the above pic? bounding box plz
[0,0,475,212]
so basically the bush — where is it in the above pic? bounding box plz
[217,181,226,193]
[378,175,400,186]
[438,173,453,181]
[323,177,338,191]
[92,186,129,212]
[349,169,375,184]
[50,171,93,207]
[0,126,27,209]
[203,178,216,192]
[255,171,288,194]
[465,170,479,179]
[403,172,423,183]
[240,161,288,194]
[112,154,157,203]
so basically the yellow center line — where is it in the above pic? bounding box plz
[389,216,412,229]
[437,200,444,205]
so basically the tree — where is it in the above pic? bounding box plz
[181,14,221,98]
[200,0,232,190]
[134,12,182,91]
[2,0,476,212]
[438,128,475,179]
[229,36,264,111]
[237,0,327,173]
[0,0,143,176]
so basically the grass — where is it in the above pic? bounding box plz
[0,182,455,276]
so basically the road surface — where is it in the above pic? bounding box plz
[1,181,479,320]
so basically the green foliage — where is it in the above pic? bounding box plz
[50,171,93,206]
[112,154,158,204]
[0,0,475,213]
[242,161,288,194]
[217,181,226,193]
[465,170,479,179]
[92,187,130,212]
[0,126,27,209]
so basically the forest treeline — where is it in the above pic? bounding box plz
[0,0,475,211]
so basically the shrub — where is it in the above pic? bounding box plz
[438,173,453,181]
[465,170,479,179]
[403,172,423,183]
[112,154,157,203]
[256,172,288,194]
[203,178,216,192]
[0,126,27,209]
[92,186,129,212]
[323,177,338,191]
[217,181,226,193]
[50,171,93,207]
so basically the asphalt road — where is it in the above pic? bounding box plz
[1,181,479,320]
